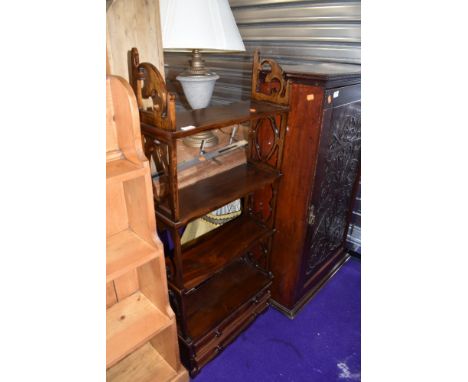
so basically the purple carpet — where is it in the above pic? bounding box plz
[193,257,361,381]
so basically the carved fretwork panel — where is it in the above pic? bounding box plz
[304,102,361,276]
[142,133,170,202]
[130,47,176,131]
[251,50,290,106]
[249,115,283,169]
[247,183,276,227]
[245,240,271,273]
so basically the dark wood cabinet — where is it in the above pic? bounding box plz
[269,64,361,318]
[129,49,289,376]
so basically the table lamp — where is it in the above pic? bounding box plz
[160,0,246,147]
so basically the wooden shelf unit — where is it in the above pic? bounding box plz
[106,74,188,382]
[130,48,290,376]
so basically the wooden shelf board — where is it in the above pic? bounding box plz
[106,159,145,183]
[107,229,161,284]
[106,342,177,382]
[178,163,280,225]
[182,215,272,290]
[185,259,271,340]
[171,100,288,138]
[106,292,172,369]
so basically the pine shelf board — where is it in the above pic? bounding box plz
[181,214,272,290]
[106,342,177,382]
[107,229,161,283]
[106,292,172,369]
[107,159,146,183]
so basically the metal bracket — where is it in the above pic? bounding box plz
[307,204,315,225]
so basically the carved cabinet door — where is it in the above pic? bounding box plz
[300,85,361,288]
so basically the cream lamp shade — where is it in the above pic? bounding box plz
[160,0,245,52]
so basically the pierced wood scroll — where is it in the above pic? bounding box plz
[251,50,290,106]
[130,47,176,131]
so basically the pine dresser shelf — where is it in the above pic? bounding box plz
[106,292,172,368]
[106,229,161,283]
[106,342,182,382]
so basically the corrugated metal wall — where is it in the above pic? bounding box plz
[163,0,361,107]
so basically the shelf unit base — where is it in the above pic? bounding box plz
[179,287,270,377]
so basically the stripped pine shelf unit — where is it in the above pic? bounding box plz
[106,74,188,381]
[130,48,290,376]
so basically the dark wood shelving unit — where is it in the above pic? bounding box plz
[130,48,290,377]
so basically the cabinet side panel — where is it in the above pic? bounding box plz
[270,84,324,308]
[149,323,180,371]
[138,257,174,318]
[123,173,153,242]
[107,182,129,237]
[114,269,140,301]
[107,281,118,309]
[106,78,121,159]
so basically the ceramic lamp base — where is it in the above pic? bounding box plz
[177,73,220,147]
[177,73,219,109]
